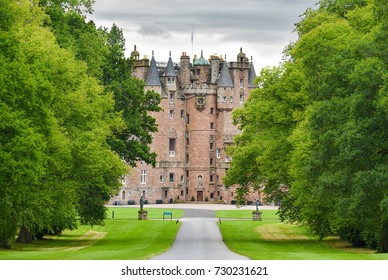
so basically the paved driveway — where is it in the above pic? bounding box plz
[151,209,249,260]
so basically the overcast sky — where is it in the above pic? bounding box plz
[88,0,318,71]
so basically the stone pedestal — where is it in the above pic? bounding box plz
[252,211,262,221]
[138,210,148,220]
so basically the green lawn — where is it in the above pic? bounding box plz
[218,219,388,260]
[216,209,279,220]
[106,206,184,220]
[0,207,183,260]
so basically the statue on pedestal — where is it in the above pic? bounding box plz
[140,196,144,211]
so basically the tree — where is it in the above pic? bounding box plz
[226,0,388,252]
[224,61,307,204]
[0,0,126,247]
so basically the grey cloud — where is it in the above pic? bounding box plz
[137,23,172,38]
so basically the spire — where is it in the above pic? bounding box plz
[164,51,176,77]
[217,60,233,87]
[248,59,257,88]
[145,52,161,86]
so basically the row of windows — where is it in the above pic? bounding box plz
[217,94,244,103]
[139,171,221,184]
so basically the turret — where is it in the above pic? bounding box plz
[145,51,161,87]
[193,50,210,83]
[163,51,176,90]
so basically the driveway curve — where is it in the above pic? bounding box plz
[151,209,249,260]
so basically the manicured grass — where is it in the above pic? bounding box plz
[216,210,279,220]
[219,220,388,260]
[0,208,182,260]
[106,206,184,220]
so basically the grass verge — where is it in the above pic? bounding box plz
[218,220,388,260]
[0,208,183,260]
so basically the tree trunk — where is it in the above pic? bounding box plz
[0,237,11,249]
[16,225,33,244]
[382,223,388,253]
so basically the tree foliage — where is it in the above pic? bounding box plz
[225,0,387,252]
[0,0,130,248]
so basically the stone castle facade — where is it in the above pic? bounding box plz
[113,47,259,204]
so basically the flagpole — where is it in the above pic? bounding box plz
[191,25,194,60]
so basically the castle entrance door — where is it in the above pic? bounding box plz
[197,191,203,202]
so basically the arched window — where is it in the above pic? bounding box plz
[122,190,125,200]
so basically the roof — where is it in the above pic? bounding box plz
[248,62,257,88]
[193,50,210,66]
[164,55,176,77]
[217,61,234,87]
[145,55,161,86]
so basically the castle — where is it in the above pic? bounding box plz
[114,47,259,204]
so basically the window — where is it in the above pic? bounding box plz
[210,193,214,199]
[186,114,190,124]
[198,175,203,180]
[186,170,189,177]
[169,138,176,157]
[210,158,214,165]
[169,110,174,119]
[169,173,174,183]
[186,137,189,146]
[164,190,168,198]
[216,175,220,182]
[240,93,244,103]
[169,93,174,103]
[180,110,184,119]
[196,69,200,75]
[141,170,146,184]
[216,148,221,158]
[181,190,184,196]
[121,175,126,185]
[167,78,175,86]
[226,155,231,162]
[230,96,234,103]
[186,154,189,162]
[186,188,189,195]
[122,190,125,200]
[210,108,214,114]
[181,175,185,183]
[222,96,227,102]
[210,175,214,182]
[210,122,214,129]
[210,142,214,150]
[160,175,164,183]
[240,79,244,88]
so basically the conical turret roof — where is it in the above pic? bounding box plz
[217,60,233,87]
[164,52,176,77]
[145,54,161,86]
[248,60,257,88]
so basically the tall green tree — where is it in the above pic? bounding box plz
[41,3,161,167]
[226,0,387,252]
[0,0,126,247]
